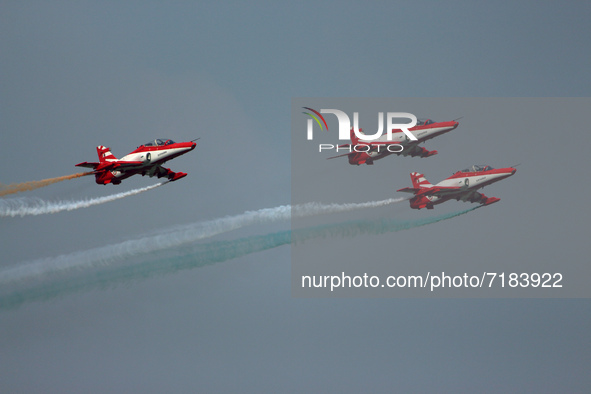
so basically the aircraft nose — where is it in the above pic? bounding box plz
[512,168,517,175]
[190,142,196,150]
[452,121,459,129]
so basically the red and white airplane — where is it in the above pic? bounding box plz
[397,165,517,209]
[76,138,197,185]
[328,118,459,165]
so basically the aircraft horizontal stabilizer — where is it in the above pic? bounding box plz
[397,187,419,193]
[75,162,100,169]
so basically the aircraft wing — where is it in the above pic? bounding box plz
[107,160,144,168]
[459,191,489,203]
[399,144,438,158]
[416,186,462,197]
[75,160,144,171]
[397,186,461,196]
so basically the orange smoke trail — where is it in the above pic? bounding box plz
[0,172,93,197]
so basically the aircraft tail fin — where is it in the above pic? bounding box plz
[350,127,362,145]
[97,146,117,162]
[410,172,432,189]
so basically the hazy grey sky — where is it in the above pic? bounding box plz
[1,1,590,392]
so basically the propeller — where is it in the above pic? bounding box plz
[191,138,201,142]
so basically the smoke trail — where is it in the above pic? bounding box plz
[0,206,478,309]
[0,197,408,284]
[0,182,167,217]
[0,172,93,197]
[292,198,408,217]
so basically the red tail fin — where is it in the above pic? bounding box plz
[350,127,360,145]
[410,172,432,189]
[96,146,117,163]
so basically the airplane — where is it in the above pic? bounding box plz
[397,165,517,209]
[76,138,197,185]
[328,118,460,165]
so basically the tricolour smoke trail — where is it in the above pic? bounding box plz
[0,197,408,284]
[0,206,478,309]
[0,182,167,217]
[0,172,93,197]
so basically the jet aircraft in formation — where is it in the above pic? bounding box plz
[397,165,517,209]
[328,118,459,165]
[74,117,515,210]
[76,138,197,185]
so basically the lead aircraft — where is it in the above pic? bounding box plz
[328,118,459,165]
[397,165,517,209]
[76,138,197,185]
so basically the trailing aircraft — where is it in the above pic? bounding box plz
[328,118,459,165]
[397,165,516,209]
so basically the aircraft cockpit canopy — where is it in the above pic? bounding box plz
[143,139,176,147]
[416,118,435,126]
[460,165,494,173]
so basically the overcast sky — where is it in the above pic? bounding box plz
[1,1,590,392]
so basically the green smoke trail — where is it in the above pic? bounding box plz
[0,207,478,309]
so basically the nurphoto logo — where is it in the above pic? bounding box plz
[303,107,418,141]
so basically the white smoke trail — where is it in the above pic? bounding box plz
[0,206,479,309]
[292,198,406,217]
[0,197,408,284]
[0,183,166,217]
